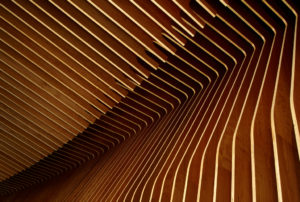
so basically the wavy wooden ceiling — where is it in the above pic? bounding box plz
[0,0,299,201]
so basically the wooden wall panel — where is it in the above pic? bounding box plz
[0,0,299,201]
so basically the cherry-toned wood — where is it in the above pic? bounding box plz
[0,1,299,202]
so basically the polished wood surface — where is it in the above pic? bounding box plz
[0,0,299,201]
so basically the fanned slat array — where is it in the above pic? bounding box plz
[0,0,299,201]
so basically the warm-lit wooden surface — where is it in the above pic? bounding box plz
[0,0,299,201]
